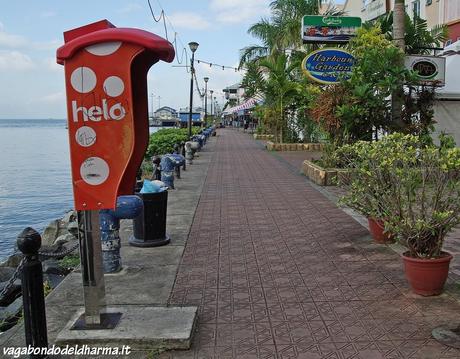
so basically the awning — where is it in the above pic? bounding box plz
[222,97,263,115]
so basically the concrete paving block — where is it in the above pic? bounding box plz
[55,306,197,350]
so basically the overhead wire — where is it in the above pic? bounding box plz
[196,59,240,72]
[146,0,240,74]
[146,0,237,113]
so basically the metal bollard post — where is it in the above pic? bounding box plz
[17,227,48,358]
[152,156,161,181]
[173,144,181,179]
[160,155,176,189]
[181,141,186,171]
[185,141,193,165]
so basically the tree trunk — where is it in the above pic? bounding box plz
[392,0,406,131]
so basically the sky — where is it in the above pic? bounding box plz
[0,0,344,119]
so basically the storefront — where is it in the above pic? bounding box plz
[221,97,262,129]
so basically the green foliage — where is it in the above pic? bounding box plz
[377,12,448,55]
[239,0,343,143]
[43,281,53,297]
[146,128,199,158]
[241,62,265,100]
[339,133,460,259]
[310,25,437,143]
[58,254,80,271]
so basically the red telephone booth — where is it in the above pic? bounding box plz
[57,20,174,211]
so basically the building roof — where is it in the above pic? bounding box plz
[222,83,241,92]
[155,106,177,114]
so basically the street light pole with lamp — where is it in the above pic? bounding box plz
[188,41,199,139]
[204,77,209,125]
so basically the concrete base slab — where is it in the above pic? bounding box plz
[56,306,197,350]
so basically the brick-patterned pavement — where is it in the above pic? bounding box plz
[161,129,460,359]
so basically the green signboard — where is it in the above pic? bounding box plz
[302,15,362,44]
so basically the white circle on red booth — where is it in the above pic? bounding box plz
[103,76,124,97]
[80,157,109,185]
[85,42,122,56]
[70,67,97,93]
[75,126,97,147]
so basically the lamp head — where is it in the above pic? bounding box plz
[188,41,199,53]
[204,77,209,83]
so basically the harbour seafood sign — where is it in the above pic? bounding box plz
[302,48,356,84]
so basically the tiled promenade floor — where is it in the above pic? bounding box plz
[161,129,460,359]
[271,149,460,283]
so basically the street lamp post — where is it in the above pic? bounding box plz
[204,77,209,125]
[150,93,154,119]
[210,90,214,117]
[188,41,199,139]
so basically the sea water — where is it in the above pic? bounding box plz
[0,119,161,260]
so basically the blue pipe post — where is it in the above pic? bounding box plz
[160,155,176,189]
[99,195,143,273]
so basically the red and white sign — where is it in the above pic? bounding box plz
[57,20,174,210]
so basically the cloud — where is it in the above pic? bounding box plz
[0,29,28,48]
[39,11,56,18]
[167,12,211,30]
[195,61,243,97]
[0,23,60,50]
[210,0,270,24]
[42,57,63,73]
[0,51,35,71]
[117,3,143,14]
[33,39,61,51]
[39,92,65,104]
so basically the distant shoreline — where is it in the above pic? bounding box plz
[0,117,67,121]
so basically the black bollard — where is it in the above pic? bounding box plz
[17,227,48,358]
[129,191,170,247]
[173,144,181,179]
[181,141,186,171]
[152,156,161,181]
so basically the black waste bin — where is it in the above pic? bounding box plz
[129,190,170,247]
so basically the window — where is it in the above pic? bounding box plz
[413,1,421,18]
[445,39,452,46]
[426,0,432,5]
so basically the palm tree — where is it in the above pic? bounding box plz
[240,61,265,100]
[258,53,301,142]
[239,1,344,140]
[378,12,447,54]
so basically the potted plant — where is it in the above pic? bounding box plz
[337,142,395,244]
[341,133,460,295]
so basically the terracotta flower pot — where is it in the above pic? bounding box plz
[367,218,394,244]
[402,251,453,296]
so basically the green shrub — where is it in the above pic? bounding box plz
[58,254,80,271]
[339,133,460,258]
[146,128,200,158]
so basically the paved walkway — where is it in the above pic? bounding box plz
[161,129,460,359]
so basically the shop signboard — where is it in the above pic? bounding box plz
[302,15,361,44]
[404,55,446,86]
[302,48,356,84]
[362,0,387,21]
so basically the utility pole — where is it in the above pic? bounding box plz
[204,77,209,124]
[392,0,406,130]
[188,42,199,139]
